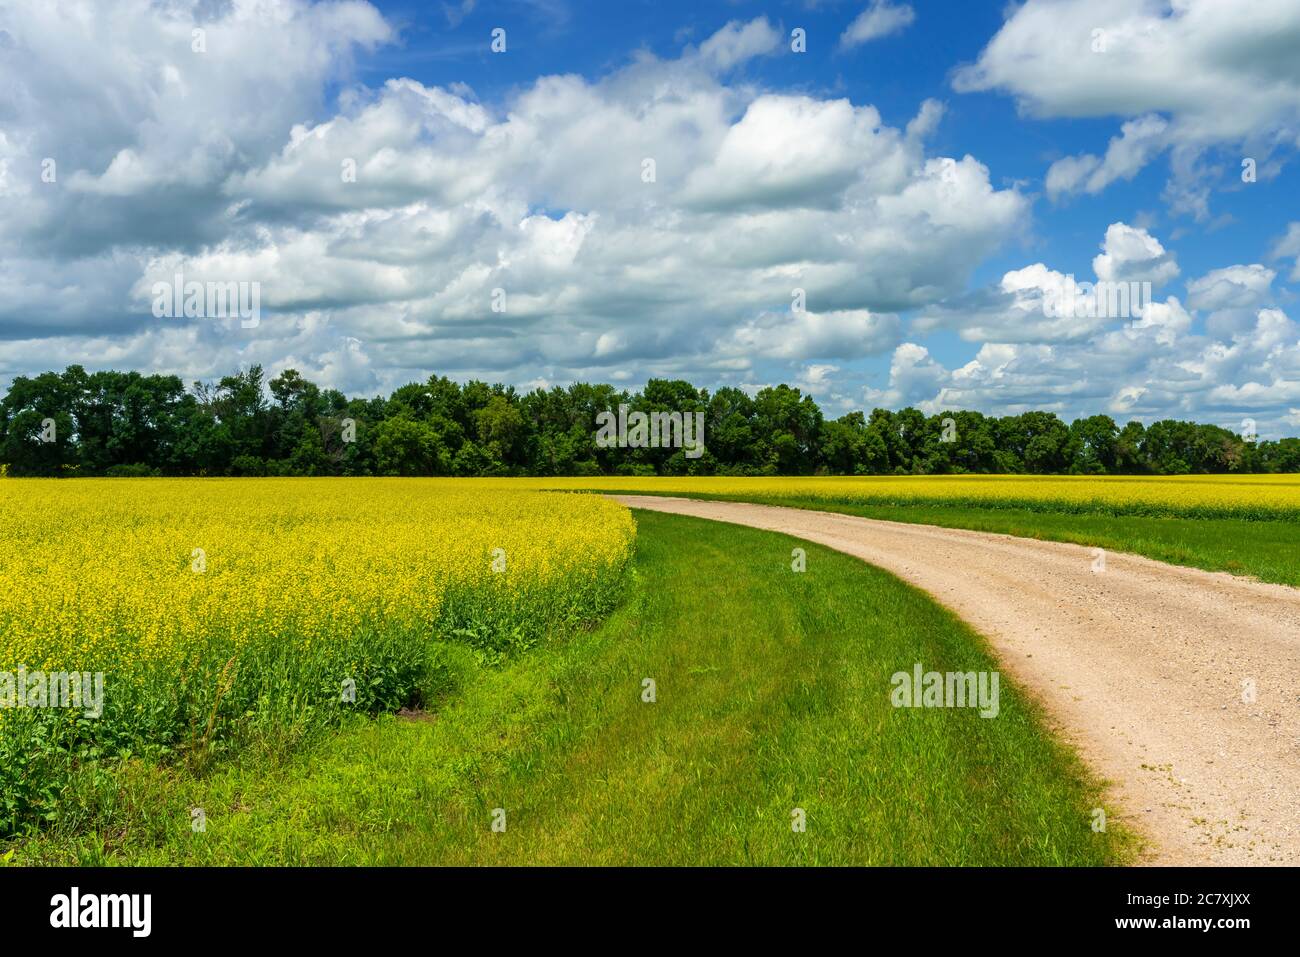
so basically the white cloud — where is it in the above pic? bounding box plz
[1272,222,1300,281]
[905,98,945,140]
[916,264,1104,343]
[1124,297,1193,347]
[794,362,843,402]
[915,222,1180,344]
[0,7,1031,400]
[873,302,1300,429]
[1046,114,1169,199]
[841,1,916,49]
[694,17,782,70]
[865,342,947,411]
[6,1,1296,436]
[725,309,901,361]
[955,0,1300,214]
[1186,264,1276,313]
[1092,222,1180,287]
[681,96,902,211]
[0,0,390,222]
[881,220,1300,435]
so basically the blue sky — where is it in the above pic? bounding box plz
[1,0,1299,432]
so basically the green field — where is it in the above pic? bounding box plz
[7,510,1132,866]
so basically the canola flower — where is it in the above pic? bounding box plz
[501,473,1300,522]
[0,478,635,832]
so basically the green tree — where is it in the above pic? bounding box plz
[0,370,79,475]
[373,417,451,476]
[752,385,822,474]
[1068,415,1119,474]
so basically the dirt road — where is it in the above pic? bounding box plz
[613,495,1300,865]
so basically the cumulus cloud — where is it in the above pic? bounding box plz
[1092,222,1180,287]
[874,299,1300,432]
[0,0,391,257]
[681,96,902,212]
[876,217,1300,435]
[725,309,901,361]
[0,4,1030,400]
[915,222,1180,344]
[955,0,1300,215]
[915,265,1103,344]
[865,342,948,411]
[5,0,1296,437]
[1122,296,1194,348]
[1186,265,1276,313]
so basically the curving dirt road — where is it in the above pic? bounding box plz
[613,495,1300,866]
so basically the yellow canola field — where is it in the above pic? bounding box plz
[0,478,634,832]
[0,478,635,675]
[497,473,1300,521]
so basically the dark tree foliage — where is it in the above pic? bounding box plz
[2,364,1297,477]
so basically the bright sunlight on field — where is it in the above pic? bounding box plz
[0,478,634,833]
[514,474,1300,522]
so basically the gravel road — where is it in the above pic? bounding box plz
[614,494,1300,865]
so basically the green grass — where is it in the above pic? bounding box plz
[6,511,1133,866]
[584,488,1300,587]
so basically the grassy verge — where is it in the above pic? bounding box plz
[7,511,1133,866]
[583,488,1300,587]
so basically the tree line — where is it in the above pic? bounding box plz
[2,364,1298,477]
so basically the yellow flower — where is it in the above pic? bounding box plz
[0,478,635,750]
